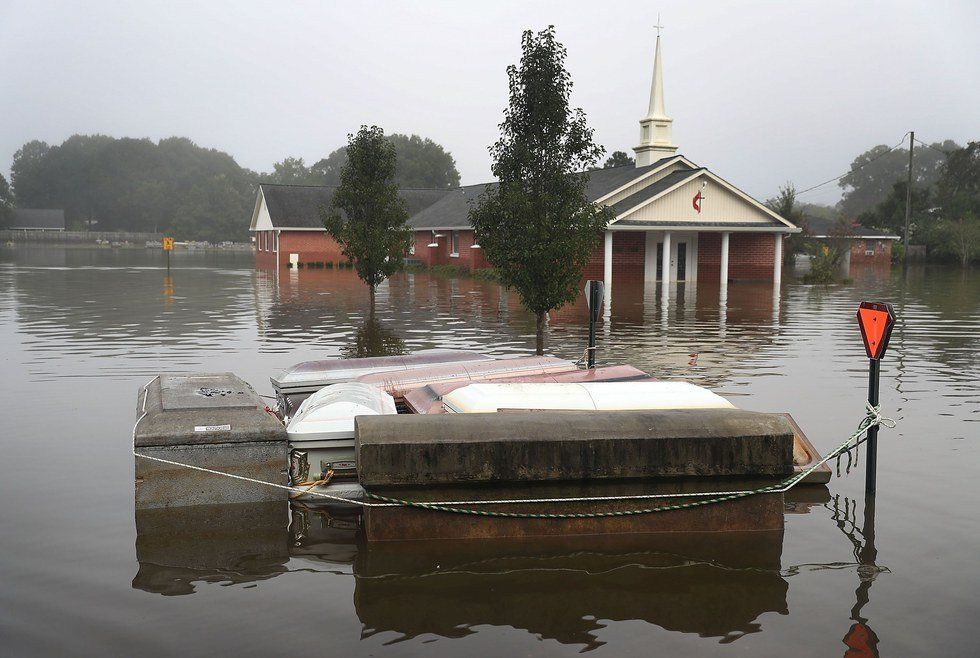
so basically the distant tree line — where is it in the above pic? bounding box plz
[5,133,460,241]
[766,139,978,268]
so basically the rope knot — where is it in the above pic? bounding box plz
[864,402,897,429]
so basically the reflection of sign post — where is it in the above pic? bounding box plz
[856,301,896,496]
[583,281,604,369]
[163,237,173,272]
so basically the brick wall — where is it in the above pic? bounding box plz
[697,232,778,281]
[277,230,347,266]
[581,232,646,280]
[411,230,490,269]
[730,233,777,280]
[850,238,893,264]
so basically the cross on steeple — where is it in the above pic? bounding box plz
[632,16,678,166]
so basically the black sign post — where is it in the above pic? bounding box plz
[856,301,896,496]
[584,281,604,369]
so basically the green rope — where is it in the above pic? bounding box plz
[364,404,894,519]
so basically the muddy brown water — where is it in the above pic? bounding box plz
[1,246,977,656]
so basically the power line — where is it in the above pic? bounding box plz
[912,137,955,157]
[795,132,911,197]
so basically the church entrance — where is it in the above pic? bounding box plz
[656,242,687,281]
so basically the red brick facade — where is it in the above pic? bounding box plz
[254,229,348,268]
[698,232,778,281]
[410,229,489,269]
[849,238,893,264]
[255,227,782,281]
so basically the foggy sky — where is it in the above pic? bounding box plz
[1,0,977,204]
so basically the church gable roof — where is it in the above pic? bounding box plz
[407,156,692,230]
[611,169,799,232]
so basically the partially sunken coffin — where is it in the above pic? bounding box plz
[134,373,287,508]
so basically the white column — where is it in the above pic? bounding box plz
[644,232,658,282]
[661,231,671,305]
[719,231,730,300]
[773,233,783,289]
[603,231,613,310]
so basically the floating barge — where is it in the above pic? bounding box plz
[133,350,830,542]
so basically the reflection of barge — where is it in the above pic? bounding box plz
[134,350,830,541]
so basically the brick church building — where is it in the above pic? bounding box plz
[250,33,799,298]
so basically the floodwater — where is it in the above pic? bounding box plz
[0,245,977,656]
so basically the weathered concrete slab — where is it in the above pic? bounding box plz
[134,373,287,508]
[356,409,795,487]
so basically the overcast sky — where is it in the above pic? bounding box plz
[1,0,977,204]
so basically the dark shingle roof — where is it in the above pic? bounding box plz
[408,156,689,230]
[407,183,493,229]
[804,215,900,239]
[607,168,702,216]
[260,184,449,229]
[582,157,682,199]
[11,208,65,230]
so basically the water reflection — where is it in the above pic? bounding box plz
[130,491,889,652]
[132,502,289,596]
[832,495,885,658]
[342,307,406,359]
[351,533,787,648]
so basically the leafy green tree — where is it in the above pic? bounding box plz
[322,126,411,303]
[765,182,808,265]
[267,156,318,185]
[311,133,460,189]
[9,140,52,207]
[9,134,254,240]
[935,142,980,267]
[387,134,461,188]
[857,181,932,242]
[603,151,634,168]
[310,149,347,186]
[0,173,14,228]
[469,26,611,355]
[839,140,958,217]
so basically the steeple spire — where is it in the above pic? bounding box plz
[634,23,678,167]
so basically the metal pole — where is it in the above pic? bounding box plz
[902,131,914,271]
[166,249,171,274]
[587,283,599,369]
[865,358,881,495]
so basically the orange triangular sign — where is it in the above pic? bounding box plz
[857,302,895,360]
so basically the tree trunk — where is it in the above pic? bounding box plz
[535,310,546,355]
[369,285,376,305]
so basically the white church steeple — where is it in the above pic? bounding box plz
[633,26,678,167]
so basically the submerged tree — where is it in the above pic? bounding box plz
[803,217,853,284]
[765,182,808,265]
[470,26,611,355]
[322,126,411,302]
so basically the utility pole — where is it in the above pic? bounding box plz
[902,131,914,271]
